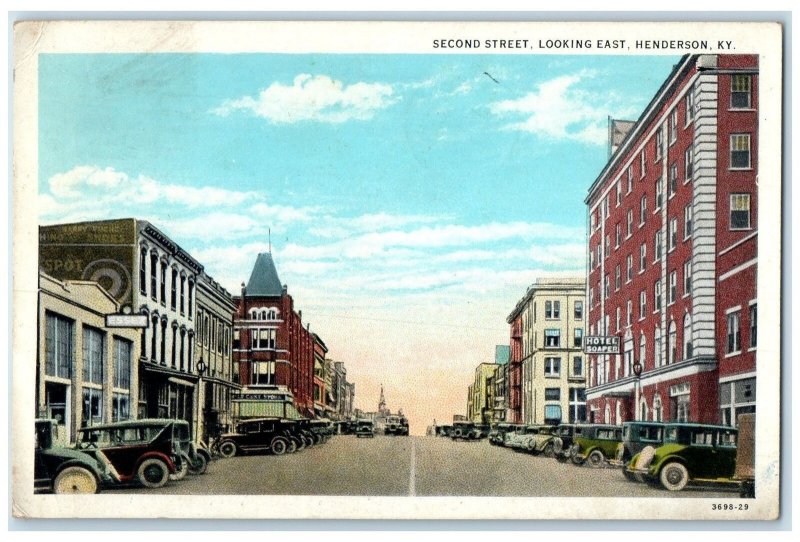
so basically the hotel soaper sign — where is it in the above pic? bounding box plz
[583,336,621,355]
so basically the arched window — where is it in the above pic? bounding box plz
[684,313,693,359]
[261,310,267,321]
[250,309,258,320]
[668,320,677,364]
[639,398,649,421]
[653,394,663,422]
[639,333,647,370]
[654,327,662,367]
[268,308,278,320]
[604,404,611,424]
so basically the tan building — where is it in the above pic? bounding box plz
[466,363,499,424]
[511,277,587,425]
[37,271,141,444]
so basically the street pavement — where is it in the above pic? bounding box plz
[112,435,740,497]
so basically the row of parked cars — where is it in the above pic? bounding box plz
[35,415,337,494]
[486,414,755,495]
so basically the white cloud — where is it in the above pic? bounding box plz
[490,71,635,145]
[213,74,397,124]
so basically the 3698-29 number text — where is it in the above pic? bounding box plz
[712,503,749,511]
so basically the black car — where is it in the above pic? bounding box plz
[384,416,410,436]
[355,420,375,438]
[35,419,113,494]
[451,421,486,440]
[552,424,583,462]
[216,418,300,456]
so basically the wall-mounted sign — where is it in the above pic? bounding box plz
[584,336,620,354]
[106,314,149,328]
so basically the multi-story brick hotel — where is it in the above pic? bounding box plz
[584,54,758,427]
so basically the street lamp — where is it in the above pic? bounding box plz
[633,360,643,420]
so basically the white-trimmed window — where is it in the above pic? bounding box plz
[627,165,633,193]
[668,271,677,305]
[573,356,583,377]
[668,320,678,364]
[150,252,158,300]
[627,209,634,237]
[545,300,561,319]
[668,109,678,145]
[730,134,751,169]
[615,223,621,248]
[615,307,621,332]
[639,334,647,369]
[668,163,678,197]
[727,310,742,354]
[655,280,662,312]
[574,300,583,320]
[613,265,620,292]
[574,328,584,348]
[83,326,104,384]
[719,378,755,427]
[639,243,647,273]
[616,178,622,206]
[604,274,610,298]
[139,246,148,295]
[670,384,690,422]
[639,290,647,320]
[655,178,663,209]
[683,261,692,297]
[252,360,276,386]
[684,145,694,182]
[605,235,611,259]
[655,127,664,161]
[251,328,277,350]
[626,299,633,327]
[669,217,678,251]
[730,193,752,230]
[640,149,646,178]
[731,74,752,109]
[749,304,757,349]
[655,230,663,261]
[569,388,587,423]
[685,86,696,124]
[640,194,647,225]
[626,254,633,283]
[684,313,693,359]
[684,204,693,240]
[544,357,561,377]
[45,312,73,379]
[544,329,561,348]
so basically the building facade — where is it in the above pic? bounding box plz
[492,345,510,422]
[507,278,587,425]
[195,272,238,441]
[466,363,499,424]
[40,219,205,435]
[312,334,329,418]
[584,54,758,426]
[507,314,524,423]
[232,252,317,417]
[37,272,141,443]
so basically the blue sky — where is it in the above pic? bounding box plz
[38,53,679,427]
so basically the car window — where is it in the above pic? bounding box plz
[641,426,663,442]
[597,429,615,440]
[691,430,715,446]
[718,430,737,447]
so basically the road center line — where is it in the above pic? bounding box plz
[409,438,416,496]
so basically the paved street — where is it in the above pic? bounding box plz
[112,435,740,497]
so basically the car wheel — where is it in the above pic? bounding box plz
[313,434,323,445]
[587,450,606,468]
[271,437,288,455]
[659,462,689,491]
[286,439,298,453]
[218,441,237,458]
[137,458,170,489]
[543,443,555,458]
[187,453,208,475]
[169,459,189,481]
[556,454,569,463]
[53,466,98,494]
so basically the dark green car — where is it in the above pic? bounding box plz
[626,423,738,491]
[613,421,665,480]
[568,425,623,467]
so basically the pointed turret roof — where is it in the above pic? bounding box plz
[245,253,283,297]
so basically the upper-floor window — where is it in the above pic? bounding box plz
[187,280,194,319]
[730,193,752,230]
[544,357,561,377]
[149,253,158,300]
[668,163,678,197]
[627,165,633,193]
[685,86,696,123]
[655,127,664,161]
[614,265,621,291]
[616,178,622,206]
[731,74,752,109]
[684,260,692,297]
[615,223,621,248]
[626,209,634,237]
[668,271,677,305]
[574,328,583,348]
[726,311,741,354]
[139,247,147,295]
[655,280,663,312]
[626,254,633,283]
[640,149,646,178]
[544,329,561,348]
[574,300,583,320]
[160,261,167,305]
[655,230,663,261]
[180,276,186,314]
[668,109,678,145]
[113,337,132,389]
[749,304,757,349]
[252,328,277,350]
[170,268,177,310]
[730,134,751,169]
[684,204,693,240]
[684,146,694,182]
[545,301,560,319]
[640,194,647,225]
[655,177,664,209]
[639,243,647,273]
[669,217,678,251]
[639,290,647,320]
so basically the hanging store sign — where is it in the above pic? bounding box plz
[584,336,621,354]
[105,314,149,328]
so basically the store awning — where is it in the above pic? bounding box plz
[168,376,196,387]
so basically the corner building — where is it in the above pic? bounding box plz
[584,54,758,426]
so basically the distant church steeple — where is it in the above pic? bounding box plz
[378,384,387,414]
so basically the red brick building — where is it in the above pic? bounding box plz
[584,54,758,427]
[507,312,524,424]
[232,253,317,417]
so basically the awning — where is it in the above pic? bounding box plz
[169,376,196,387]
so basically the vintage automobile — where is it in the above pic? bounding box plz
[435,424,454,437]
[523,425,559,456]
[74,418,179,488]
[309,419,334,444]
[216,417,301,456]
[613,421,665,480]
[488,423,521,446]
[35,419,113,494]
[503,425,547,450]
[568,424,623,467]
[552,424,583,462]
[450,421,485,440]
[355,419,375,438]
[626,423,739,491]
[384,415,410,436]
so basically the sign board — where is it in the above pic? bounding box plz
[232,393,287,401]
[583,336,620,354]
[106,314,149,328]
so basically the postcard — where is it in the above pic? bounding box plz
[11,19,782,520]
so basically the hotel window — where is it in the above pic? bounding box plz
[45,313,73,379]
[139,247,147,295]
[82,326,104,385]
[544,357,561,377]
[544,329,561,348]
[655,280,662,312]
[684,146,694,182]
[668,271,677,305]
[605,235,611,259]
[730,193,752,230]
[160,261,167,304]
[626,254,633,283]
[731,74,752,109]
[655,127,663,161]
[574,328,583,348]
[573,356,583,377]
[627,209,633,237]
[626,299,633,327]
[668,109,678,145]
[727,311,741,354]
[627,165,633,193]
[684,313,693,359]
[591,211,598,231]
[615,223,621,248]
[685,87,696,123]
[750,304,757,348]
[640,149,646,178]
[604,274,610,298]
[150,253,158,300]
[668,321,677,364]
[589,287,594,308]
[730,134,751,169]
[615,265,621,291]
[668,163,678,197]
[545,388,561,401]
[639,290,647,320]
[655,230,663,261]
[569,388,587,423]
[684,204,693,239]
[654,327,663,367]
[170,268,177,310]
[574,300,583,320]
[669,218,678,251]
[616,179,622,206]
[640,194,647,225]
[683,261,692,297]
[655,178,663,209]
[639,243,647,273]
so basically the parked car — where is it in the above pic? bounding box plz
[35,419,113,494]
[450,421,484,440]
[488,423,521,446]
[552,424,583,462]
[613,421,665,480]
[436,424,454,437]
[568,424,623,467]
[626,423,739,491]
[74,419,179,488]
[216,417,299,456]
[384,415,410,436]
[504,425,547,450]
[309,419,334,444]
[523,425,559,456]
[355,419,375,438]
